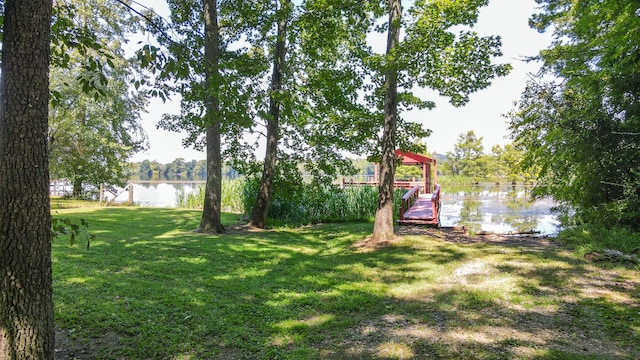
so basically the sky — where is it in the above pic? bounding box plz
[129,0,553,163]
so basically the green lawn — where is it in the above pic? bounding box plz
[52,207,640,359]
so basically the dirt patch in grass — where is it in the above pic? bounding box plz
[329,296,636,359]
[352,225,561,251]
[394,225,563,248]
[351,235,397,251]
[224,221,271,234]
[55,329,125,359]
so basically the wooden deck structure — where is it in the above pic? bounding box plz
[342,150,438,192]
[397,184,441,226]
[391,150,437,193]
[342,149,441,226]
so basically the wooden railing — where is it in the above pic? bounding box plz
[399,185,421,221]
[398,184,441,225]
[431,184,441,221]
[341,178,427,192]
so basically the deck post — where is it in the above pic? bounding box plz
[433,152,438,187]
[423,162,429,193]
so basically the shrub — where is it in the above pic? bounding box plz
[242,176,405,225]
[179,176,408,226]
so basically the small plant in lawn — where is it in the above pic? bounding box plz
[51,216,95,248]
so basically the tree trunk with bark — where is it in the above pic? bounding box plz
[372,0,402,244]
[0,0,55,358]
[198,0,224,233]
[250,0,290,229]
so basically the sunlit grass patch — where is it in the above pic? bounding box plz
[64,276,92,284]
[51,208,640,359]
[275,314,336,331]
[376,341,414,359]
[51,197,101,209]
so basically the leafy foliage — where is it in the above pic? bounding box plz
[48,0,148,196]
[445,131,487,179]
[51,217,94,248]
[395,165,422,181]
[242,176,405,225]
[439,135,529,183]
[142,0,262,155]
[508,0,640,229]
[369,0,511,241]
[176,178,245,212]
[49,2,128,102]
[137,0,510,228]
[490,144,529,183]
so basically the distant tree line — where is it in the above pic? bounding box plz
[130,159,239,180]
[132,132,529,184]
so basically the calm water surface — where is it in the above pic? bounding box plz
[114,182,560,236]
[111,182,201,208]
[440,184,559,236]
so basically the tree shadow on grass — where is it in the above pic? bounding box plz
[53,210,640,359]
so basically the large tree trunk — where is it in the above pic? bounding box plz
[372,0,401,244]
[250,0,290,229]
[198,0,224,233]
[0,0,54,358]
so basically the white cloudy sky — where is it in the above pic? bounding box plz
[130,0,553,163]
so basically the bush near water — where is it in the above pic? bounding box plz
[176,177,405,225]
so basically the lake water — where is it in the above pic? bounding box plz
[439,184,560,236]
[108,182,203,208]
[112,182,560,236]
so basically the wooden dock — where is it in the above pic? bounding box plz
[398,185,440,226]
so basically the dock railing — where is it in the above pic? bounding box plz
[341,178,426,192]
[398,184,441,225]
[431,184,441,220]
[399,185,421,221]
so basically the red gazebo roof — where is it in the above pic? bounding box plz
[395,149,436,165]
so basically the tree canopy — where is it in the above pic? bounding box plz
[508,0,640,229]
[135,0,510,232]
[48,0,148,197]
[445,130,487,179]
[141,0,423,229]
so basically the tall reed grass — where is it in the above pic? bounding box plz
[242,177,405,225]
[175,178,245,213]
[178,177,407,225]
[437,175,533,186]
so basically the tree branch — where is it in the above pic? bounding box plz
[612,131,640,136]
[114,0,176,45]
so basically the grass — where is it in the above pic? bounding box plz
[556,225,640,257]
[51,196,101,210]
[52,207,640,359]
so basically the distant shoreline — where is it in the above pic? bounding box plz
[129,179,206,184]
